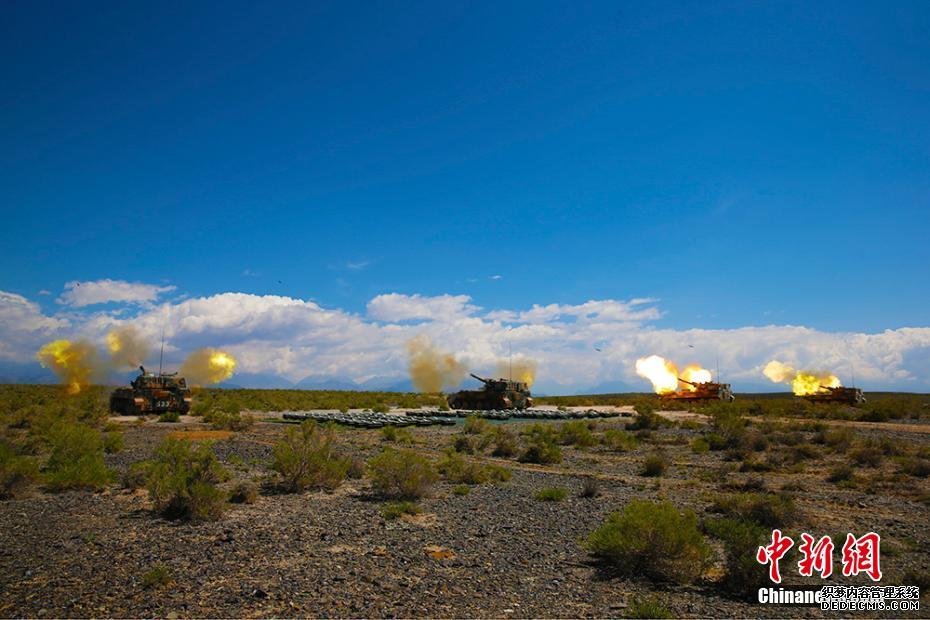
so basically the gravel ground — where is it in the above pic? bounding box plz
[1,413,928,618]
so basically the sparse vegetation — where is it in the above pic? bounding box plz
[229,480,259,504]
[704,517,769,599]
[490,427,519,458]
[380,500,422,520]
[709,492,797,528]
[641,452,669,477]
[627,596,673,619]
[558,420,596,447]
[158,411,180,423]
[381,425,414,444]
[453,484,470,496]
[535,486,568,501]
[462,415,491,435]
[0,441,39,499]
[43,423,114,491]
[146,438,229,521]
[602,428,638,452]
[141,563,173,589]
[584,499,710,584]
[368,448,438,500]
[271,420,350,492]
[579,477,600,498]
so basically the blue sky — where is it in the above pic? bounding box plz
[2,2,929,391]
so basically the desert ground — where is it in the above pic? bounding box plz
[1,393,929,618]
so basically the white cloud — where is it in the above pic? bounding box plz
[0,291,70,361]
[58,279,176,307]
[2,288,929,392]
[367,293,478,322]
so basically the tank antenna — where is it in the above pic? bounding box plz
[158,329,165,376]
[509,341,512,381]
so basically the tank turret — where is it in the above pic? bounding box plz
[801,385,866,405]
[447,374,534,410]
[659,378,735,402]
[110,366,193,415]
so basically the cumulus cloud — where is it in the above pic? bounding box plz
[367,293,478,322]
[58,279,176,307]
[0,291,71,360]
[2,288,929,392]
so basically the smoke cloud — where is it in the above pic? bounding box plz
[180,348,237,385]
[495,357,538,387]
[406,335,467,393]
[105,325,150,369]
[36,339,103,394]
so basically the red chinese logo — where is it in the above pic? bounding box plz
[756,529,794,584]
[757,531,882,583]
[841,532,882,582]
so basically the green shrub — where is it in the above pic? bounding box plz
[346,458,366,479]
[704,517,769,599]
[535,487,568,501]
[487,463,512,482]
[558,420,596,447]
[579,477,601,498]
[229,480,259,504]
[102,431,124,453]
[490,427,519,457]
[628,596,673,619]
[271,421,350,492]
[849,442,884,467]
[827,464,855,483]
[602,429,638,452]
[437,450,490,484]
[206,410,254,431]
[44,423,114,491]
[453,484,471,496]
[709,492,797,528]
[381,425,414,444]
[0,441,39,499]
[584,500,710,584]
[158,411,180,423]
[372,403,390,414]
[452,433,491,454]
[898,457,930,478]
[368,448,438,500]
[381,500,422,520]
[146,438,229,521]
[641,452,669,477]
[519,439,562,465]
[691,437,710,454]
[462,415,491,435]
[628,410,665,431]
[121,460,152,490]
[141,563,173,589]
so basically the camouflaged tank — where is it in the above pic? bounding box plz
[802,385,866,405]
[447,373,534,410]
[660,378,735,402]
[110,366,192,415]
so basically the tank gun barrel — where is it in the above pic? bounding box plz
[820,385,836,391]
[470,373,490,384]
[139,366,146,374]
[678,377,697,387]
